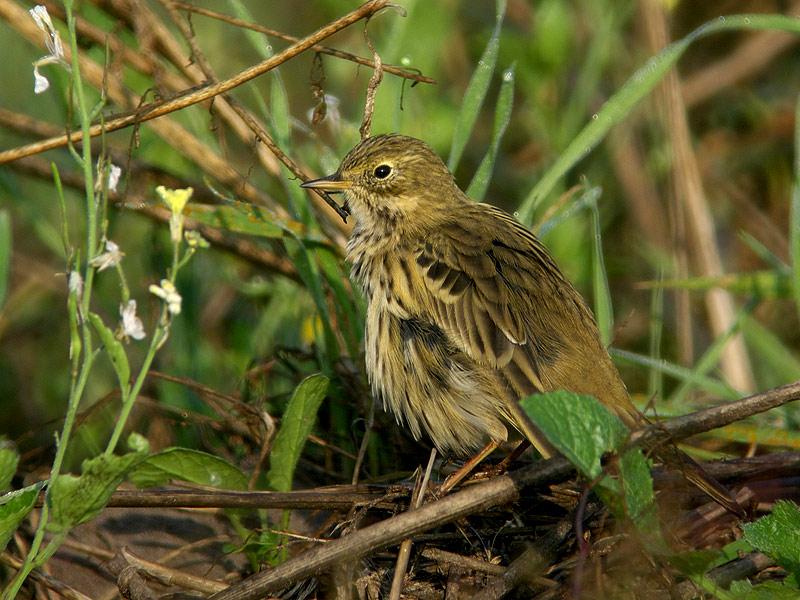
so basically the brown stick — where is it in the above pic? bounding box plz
[0,0,391,165]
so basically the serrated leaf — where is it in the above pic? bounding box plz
[0,439,19,493]
[448,0,506,172]
[520,391,627,479]
[48,451,146,533]
[88,312,130,394]
[129,448,248,490]
[743,500,800,579]
[466,63,515,201]
[0,483,43,552]
[729,580,800,600]
[267,374,330,492]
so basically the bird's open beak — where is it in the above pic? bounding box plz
[300,173,352,194]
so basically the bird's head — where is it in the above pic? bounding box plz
[302,134,459,232]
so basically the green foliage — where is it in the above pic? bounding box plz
[0,484,43,553]
[130,448,248,490]
[267,374,330,492]
[743,501,800,581]
[47,450,146,533]
[0,440,18,494]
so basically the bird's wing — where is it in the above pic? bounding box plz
[413,205,589,390]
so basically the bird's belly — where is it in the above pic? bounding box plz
[364,297,509,456]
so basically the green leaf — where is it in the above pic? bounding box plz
[729,580,800,600]
[48,451,146,533]
[447,0,506,172]
[619,448,654,525]
[0,439,19,493]
[267,374,330,492]
[743,500,800,579]
[0,210,11,308]
[129,448,248,490]
[88,312,130,395]
[520,391,627,479]
[0,483,43,552]
[518,14,800,225]
[466,63,515,201]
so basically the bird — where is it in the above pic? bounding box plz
[301,133,741,514]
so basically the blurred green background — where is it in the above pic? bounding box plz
[1,0,799,481]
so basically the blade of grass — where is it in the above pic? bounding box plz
[517,14,800,225]
[466,63,515,201]
[648,267,665,401]
[0,211,10,309]
[589,195,612,345]
[447,0,506,172]
[610,348,740,401]
[792,93,800,322]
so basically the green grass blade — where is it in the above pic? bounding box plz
[466,64,515,201]
[638,270,792,300]
[648,268,665,401]
[517,14,800,225]
[792,93,800,322]
[447,0,506,172]
[611,348,740,401]
[589,196,612,345]
[0,211,10,309]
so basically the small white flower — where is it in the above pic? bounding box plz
[89,239,124,272]
[149,279,182,315]
[120,299,146,340]
[68,270,83,296]
[29,5,68,94]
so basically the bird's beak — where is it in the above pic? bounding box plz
[300,173,352,194]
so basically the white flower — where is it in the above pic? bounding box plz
[120,300,145,340]
[68,270,83,296]
[149,279,182,315]
[89,240,124,272]
[29,5,68,94]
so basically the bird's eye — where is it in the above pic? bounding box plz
[373,164,392,179]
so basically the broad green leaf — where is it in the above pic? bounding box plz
[447,0,506,172]
[619,449,654,526]
[0,210,11,308]
[466,63,515,201]
[518,14,800,225]
[743,500,800,579]
[611,348,740,400]
[639,270,791,299]
[184,203,298,239]
[129,448,248,490]
[267,374,330,492]
[88,312,130,395]
[0,440,18,493]
[0,483,43,552]
[520,391,627,479]
[589,198,612,345]
[48,451,146,533]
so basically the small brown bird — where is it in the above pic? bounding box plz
[302,133,740,513]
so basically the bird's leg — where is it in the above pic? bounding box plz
[438,440,499,494]
[486,439,531,476]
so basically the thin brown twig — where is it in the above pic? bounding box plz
[0,0,391,165]
[359,16,384,140]
[207,380,800,600]
[170,1,434,86]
